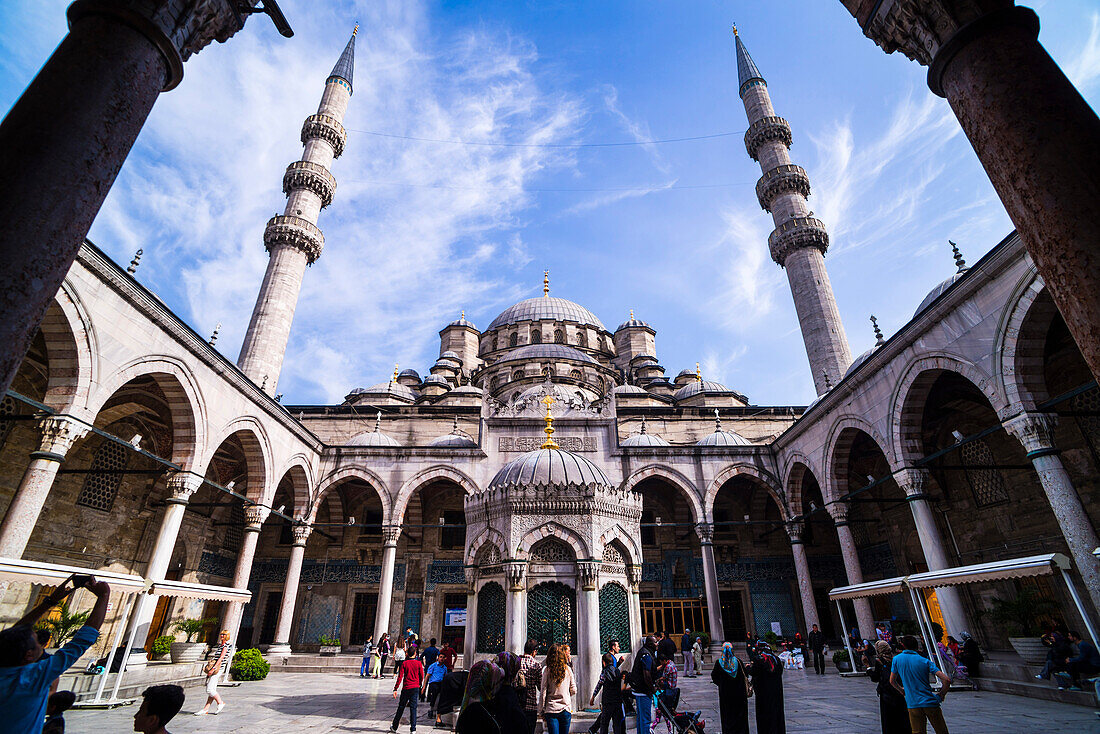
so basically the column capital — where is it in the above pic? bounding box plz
[1004,412,1060,455]
[291,523,312,547]
[895,467,932,499]
[695,522,714,545]
[244,504,270,530]
[463,564,478,594]
[578,560,600,591]
[627,564,642,592]
[33,415,89,458]
[503,561,526,592]
[785,521,805,544]
[165,471,203,504]
[381,525,401,547]
[826,502,850,526]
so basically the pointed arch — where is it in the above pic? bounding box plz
[271,461,312,520]
[596,523,642,568]
[311,465,389,525]
[201,417,273,502]
[705,463,786,522]
[621,464,703,524]
[516,521,591,560]
[466,526,507,566]
[40,284,96,414]
[821,414,894,503]
[784,457,822,519]
[997,273,1057,412]
[392,465,479,526]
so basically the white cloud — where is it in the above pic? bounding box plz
[1067,12,1100,91]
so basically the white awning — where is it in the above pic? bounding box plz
[0,557,146,592]
[828,575,908,601]
[148,579,250,602]
[906,553,1071,589]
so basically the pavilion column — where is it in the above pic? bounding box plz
[268,524,312,655]
[628,566,643,651]
[1004,413,1100,617]
[0,0,249,397]
[828,504,875,637]
[895,469,968,637]
[843,4,1100,382]
[372,526,401,643]
[222,505,270,650]
[463,566,478,664]
[696,523,725,651]
[786,523,820,633]
[0,415,88,558]
[504,561,527,656]
[577,561,601,705]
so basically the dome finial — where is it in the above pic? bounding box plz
[629,308,634,320]
[950,240,968,273]
[732,23,738,36]
[540,394,559,449]
[374,411,382,432]
[640,415,648,435]
[392,363,399,383]
[352,22,359,37]
[543,270,550,297]
[870,315,884,346]
[714,407,722,432]
[460,309,465,320]
[696,362,703,383]
[822,369,832,391]
[451,415,460,434]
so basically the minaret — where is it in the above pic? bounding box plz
[237,28,357,392]
[734,27,851,395]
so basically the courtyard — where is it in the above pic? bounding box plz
[66,667,1097,733]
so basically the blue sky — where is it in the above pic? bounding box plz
[3,1,1099,405]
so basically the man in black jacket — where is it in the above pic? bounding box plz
[808,624,826,675]
[656,631,677,662]
[630,637,658,734]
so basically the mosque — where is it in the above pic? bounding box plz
[1,20,1097,702]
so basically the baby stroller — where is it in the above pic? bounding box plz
[652,686,705,733]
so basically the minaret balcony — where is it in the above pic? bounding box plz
[283,160,337,208]
[768,216,829,266]
[756,164,811,212]
[744,115,792,161]
[263,215,325,263]
[301,113,347,157]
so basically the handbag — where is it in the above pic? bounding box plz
[204,659,218,676]
[745,678,753,698]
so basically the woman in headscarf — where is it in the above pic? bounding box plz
[747,640,785,734]
[456,659,504,734]
[709,642,749,734]
[492,651,528,733]
[957,631,983,677]
[869,641,908,734]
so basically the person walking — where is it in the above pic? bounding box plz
[518,639,544,734]
[629,636,657,734]
[890,635,952,734]
[681,629,695,678]
[692,636,704,680]
[748,640,785,734]
[456,659,504,733]
[439,639,458,672]
[710,642,750,734]
[540,643,577,734]
[956,632,983,678]
[394,636,408,677]
[869,641,908,734]
[493,652,529,733]
[807,624,826,676]
[362,635,375,677]
[589,653,626,734]
[195,629,231,716]
[423,655,448,725]
[389,645,426,733]
[378,633,391,678]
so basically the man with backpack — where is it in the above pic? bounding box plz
[629,636,658,734]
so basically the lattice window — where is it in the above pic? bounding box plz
[0,395,18,449]
[554,330,565,344]
[476,544,501,568]
[569,370,582,380]
[222,503,245,552]
[531,330,542,344]
[599,582,631,654]
[509,333,518,348]
[512,371,524,383]
[578,331,588,348]
[76,440,128,511]
[493,336,499,351]
[1070,387,1100,459]
[476,582,506,653]
[527,581,576,653]
[603,545,624,564]
[531,538,574,563]
[960,438,1009,507]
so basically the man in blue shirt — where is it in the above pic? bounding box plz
[890,635,953,734]
[421,656,448,726]
[1065,630,1100,689]
[0,576,111,734]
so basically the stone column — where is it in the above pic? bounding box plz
[0,0,249,397]
[462,566,477,664]
[786,523,820,632]
[841,3,1100,383]
[0,415,88,558]
[222,505,270,649]
[578,560,601,706]
[504,561,527,655]
[627,566,643,651]
[828,504,875,637]
[1004,413,1100,616]
[372,526,401,643]
[895,469,968,637]
[268,524,312,655]
[696,523,725,649]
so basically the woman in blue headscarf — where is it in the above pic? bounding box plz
[710,642,750,734]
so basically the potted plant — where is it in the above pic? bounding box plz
[230,648,271,681]
[34,602,90,650]
[990,589,1059,664]
[150,635,174,661]
[832,648,852,672]
[319,634,341,656]
[169,618,216,663]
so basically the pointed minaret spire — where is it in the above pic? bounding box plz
[734,26,851,396]
[870,315,884,346]
[237,27,357,393]
[950,240,968,273]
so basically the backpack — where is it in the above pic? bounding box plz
[629,648,655,694]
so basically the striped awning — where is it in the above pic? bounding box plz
[148,579,250,602]
[906,553,1070,589]
[828,575,907,601]
[0,557,146,592]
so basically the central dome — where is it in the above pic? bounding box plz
[488,448,610,490]
[487,296,606,332]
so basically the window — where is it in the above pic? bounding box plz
[531,330,542,344]
[578,331,588,348]
[512,371,524,382]
[358,508,383,537]
[509,332,518,347]
[960,438,1010,507]
[222,504,245,552]
[441,509,466,549]
[76,440,128,512]
[570,369,582,381]
[492,336,499,350]
[554,329,565,344]
[0,395,17,449]
[641,510,656,546]
[349,592,377,645]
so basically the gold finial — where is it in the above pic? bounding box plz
[392,363,399,382]
[629,309,634,320]
[460,309,465,320]
[732,23,738,36]
[353,23,359,37]
[696,362,703,382]
[540,394,559,449]
[543,270,550,297]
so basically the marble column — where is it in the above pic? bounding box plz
[222,505,270,650]
[578,560,601,707]
[828,504,875,637]
[372,526,401,643]
[841,3,1100,383]
[504,561,527,655]
[895,469,968,637]
[627,566,643,651]
[1005,413,1100,616]
[696,523,725,650]
[268,523,312,655]
[786,523,820,632]
[463,566,478,664]
[0,415,88,558]
[0,0,249,397]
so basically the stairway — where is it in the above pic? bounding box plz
[970,651,1095,707]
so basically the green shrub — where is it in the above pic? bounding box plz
[230,648,270,681]
[832,649,850,664]
[34,602,91,647]
[151,636,174,658]
[171,618,215,643]
[763,631,779,648]
[319,634,341,646]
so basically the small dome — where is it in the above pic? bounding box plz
[517,382,583,405]
[676,368,696,379]
[674,379,732,401]
[616,313,650,331]
[645,379,674,392]
[449,385,483,395]
[495,344,597,365]
[421,375,451,388]
[488,448,610,491]
[398,368,421,381]
[347,412,400,447]
[915,272,965,317]
[428,417,476,447]
[364,381,419,400]
[488,296,606,332]
[844,347,879,379]
[613,384,648,394]
[448,315,476,328]
[439,351,461,361]
[621,417,669,447]
[696,412,752,446]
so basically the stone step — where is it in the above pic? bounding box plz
[972,675,1096,707]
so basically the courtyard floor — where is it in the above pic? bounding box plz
[66,666,1098,733]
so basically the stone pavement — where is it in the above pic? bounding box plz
[64,665,1098,733]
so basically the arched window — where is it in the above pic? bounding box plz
[532,330,543,344]
[492,335,499,351]
[570,369,582,381]
[509,332,518,348]
[599,582,631,654]
[76,439,128,511]
[531,537,575,562]
[512,371,524,383]
[554,329,565,344]
[527,581,576,653]
[476,582,506,653]
[221,504,246,553]
[578,331,588,348]
[491,375,500,389]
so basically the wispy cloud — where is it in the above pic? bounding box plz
[602,85,669,174]
[562,180,677,216]
[1067,12,1100,91]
